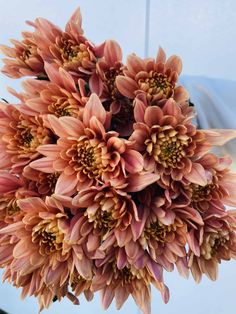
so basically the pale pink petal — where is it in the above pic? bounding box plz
[156,46,166,64]
[133,97,147,123]
[59,67,77,91]
[165,55,182,74]
[89,73,103,97]
[144,106,163,127]
[184,163,208,186]
[116,76,139,99]
[55,173,78,195]
[104,40,122,65]
[30,157,55,173]
[126,173,160,192]
[47,114,70,137]
[58,116,84,137]
[123,150,143,174]
[102,287,115,310]
[83,93,106,126]
[65,7,83,35]
[174,86,189,102]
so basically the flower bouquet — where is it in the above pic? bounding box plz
[0,7,236,314]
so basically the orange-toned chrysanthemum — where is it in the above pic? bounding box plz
[182,154,236,213]
[116,47,188,104]
[130,98,206,185]
[29,8,104,76]
[90,40,134,136]
[0,30,45,78]
[129,185,203,276]
[130,97,236,186]
[20,63,88,118]
[23,165,59,196]
[30,94,143,195]
[1,267,79,311]
[92,248,169,314]
[0,171,38,224]
[0,103,54,173]
[188,212,236,282]
[90,40,123,102]
[70,270,93,302]
[73,184,139,249]
[0,171,34,268]
[0,195,93,309]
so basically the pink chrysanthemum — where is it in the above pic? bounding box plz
[0,171,37,224]
[90,40,134,136]
[130,97,236,186]
[30,8,104,76]
[182,154,236,213]
[72,184,139,250]
[188,212,236,282]
[20,63,88,118]
[91,247,169,314]
[116,47,188,103]
[0,103,54,173]
[129,185,203,276]
[30,93,143,195]
[0,30,45,78]
[0,196,93,309]
[130,98,206,185]
[23,166,59,196]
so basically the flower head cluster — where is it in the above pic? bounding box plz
[1,7,236,314]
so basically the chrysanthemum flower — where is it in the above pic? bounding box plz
[0,30,45,78]
[30,93,143,195]
[130,97,236,186]
[90,40,134,136]
[73,184,139,249]
[0,103,54,173]
[20,63,88,118]
[130,98,206,185]
[0,171,37,223]
[30,8,104,76]
[90,40,123,101]
[129,185,203,276]
[116,47,188,103]
[2,266,79,311]
[182,154,236,213]
[188,212,236,282]
[0,172,37,269]
[23,166,59,196]
[92,248,169,314]
[70,270,93,302]
[0,195,93,309]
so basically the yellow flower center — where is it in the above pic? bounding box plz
[46,172,60,194]
[201,231,229,260]
[138,71,174,100]
[145,127,190,168]
[104,68,122,99]
[112,264,142,286]
[61,41,90,66]
[145,221,174,244]
[32,220,63,255]
[71,139,104,179]
[20,45,33,62]
[19,128,34,148]
[190,183,215,202]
